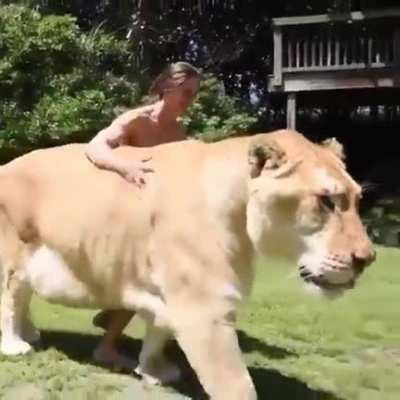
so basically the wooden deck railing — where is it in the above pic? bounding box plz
[272,9,400,86]
[283,27,397,72]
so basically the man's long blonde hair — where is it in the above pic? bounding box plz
[150,62,201,98]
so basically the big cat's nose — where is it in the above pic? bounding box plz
[351,248,376,272]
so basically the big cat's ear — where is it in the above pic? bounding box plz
[321,137,345,161]
[248,139,287,178]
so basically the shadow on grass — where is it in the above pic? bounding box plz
[237,329,297,359]
[38,329,142,362]
[37,329,341,400]
[250,367,340,400]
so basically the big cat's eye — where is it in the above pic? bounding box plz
[319,195,335,212]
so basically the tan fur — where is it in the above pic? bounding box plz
[0,130,375,399]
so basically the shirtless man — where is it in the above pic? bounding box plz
[85,61,201,368]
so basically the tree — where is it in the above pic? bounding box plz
[0,4,143,161]
[0,3,258,162]
[7,1,365,108]
[7,0,391,111]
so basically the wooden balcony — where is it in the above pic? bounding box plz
[268,8,400,128]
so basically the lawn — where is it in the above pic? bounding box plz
[0,246,399,400]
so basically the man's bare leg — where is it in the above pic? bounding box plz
[93,309,136,370]
[93,309,115,330]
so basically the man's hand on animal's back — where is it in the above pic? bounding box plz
[85,61,200,189]
[123,158,154,188]
[85,110,154,187]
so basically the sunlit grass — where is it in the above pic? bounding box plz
[241,246,400,400]
[0,246,399,399]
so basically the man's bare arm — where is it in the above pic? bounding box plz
[86,111,152,184]
[86,124,127,173]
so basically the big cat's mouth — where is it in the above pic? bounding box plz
[298,265,355,291]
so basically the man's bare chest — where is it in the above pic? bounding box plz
[125,122,184,147]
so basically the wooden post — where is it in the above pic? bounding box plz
[394,28,400,64]
[273,26,283,86]
[335,38,340,66]
[327,36,332,66]
[288,40,293,68]
[368,37,373,64]
[286,93,297,130]
[319,37,324,67]
[311,40,316,66]
[304,39,308,68]
[296,40,300,68]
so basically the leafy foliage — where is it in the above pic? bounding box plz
[0,4,142,161]
[1,1,398,165]
[0,4,260,160]
[182,75,258,142]
[13,1,384,108]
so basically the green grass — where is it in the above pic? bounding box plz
[1,246,400,399]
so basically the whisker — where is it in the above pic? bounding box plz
[360,181,380,194]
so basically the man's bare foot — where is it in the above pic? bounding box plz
[93,344,136,371]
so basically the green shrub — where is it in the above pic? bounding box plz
[0,4,142,161]
[183,75,258,142]
[0,5,258,163]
